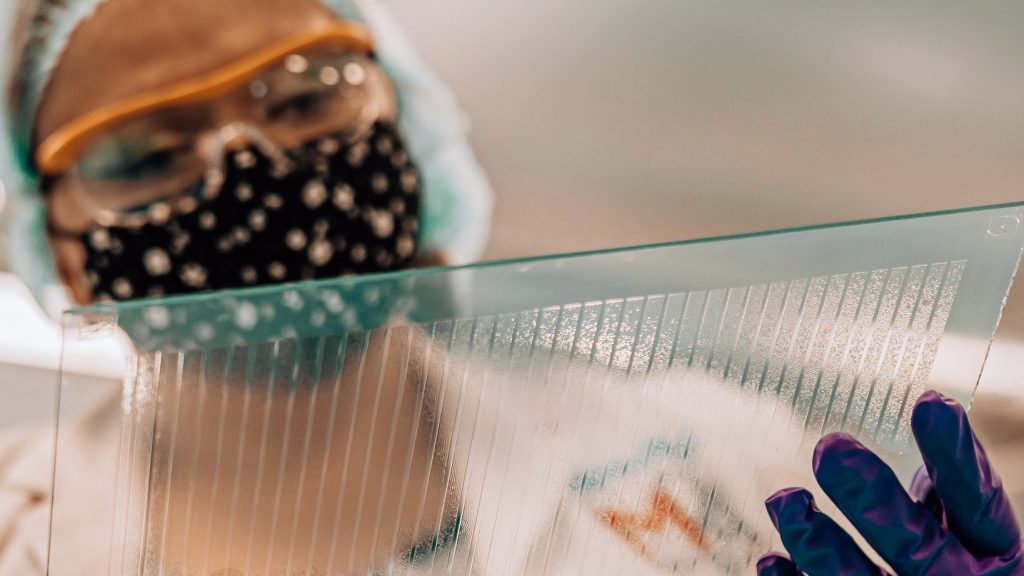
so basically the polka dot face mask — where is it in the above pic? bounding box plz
[76,121,421,302]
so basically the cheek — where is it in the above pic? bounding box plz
[47,179,96,233]
[49,236,93,304]
[370,68,400,124]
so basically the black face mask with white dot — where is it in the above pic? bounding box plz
[79,121,421,302]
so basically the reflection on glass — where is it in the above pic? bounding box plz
[52,203,1024,575]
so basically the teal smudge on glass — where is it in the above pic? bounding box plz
[568,434,696,493]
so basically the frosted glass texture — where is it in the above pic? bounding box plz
[53,203,1024,575]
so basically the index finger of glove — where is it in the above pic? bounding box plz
[912,391,1022,556]
[813,433,956,575]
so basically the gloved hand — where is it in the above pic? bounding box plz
[757,390,1023,575]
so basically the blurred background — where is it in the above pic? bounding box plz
[387,0,1024,258]
[2,0,1023,514]
[386,0,1024,507]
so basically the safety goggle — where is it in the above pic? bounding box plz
[36,22,388,226]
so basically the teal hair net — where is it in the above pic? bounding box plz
[1,0,494,313]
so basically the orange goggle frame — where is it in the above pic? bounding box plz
[36,21,375,177]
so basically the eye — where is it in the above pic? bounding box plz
[79,135,191,183]
[265,89,336,122]
[115,149,180,180]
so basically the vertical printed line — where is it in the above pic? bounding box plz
[516,303,598,569]
[724,285,768,391]
[528,302,611,572]
[585,297,674,566]
[751,278,811,464]
[139,351,176,574]
[652,293,691,392]
[889,261,965,443]
[714,283,785,575]
[735,282,782,393]
[653,291,707,572]
[712,287,751,385]
[117,352,158,569]
[628,289,714,573]
[220,344,260,573]
[346,328,396,573]
[132,353,159,575]
[690,287,764,564]
[178,348,215,571]
[773,277,827,412]
[784,275,848,442]
[282,337,330,575]
[809,272,867,437]
[716,280,770,569]
[383,323,437,574]
[693,287,755,567]
[521,304,576,572]
[496,309,546,576]
[646,294,686,382]
[825,270,887,434]
[566,300,636,575]
[152,352,186,573]
[616,296,682,572]
[578,297,662,574]
[465,314,526,573]
[197,346,240,576]
[488,310,548,576]
[241,341,285,576]
[741,282,786,394]
[365,327,418,566]
[732,279,810,570]
[445,314,504,573]
[877,263,949,442]
[870,266,930,441]
[718,281,783,576]
[795,274,853,435]
[669,287,753,570]
[645,294,703,568]
[400,321,458,576]
[301,332,350,573]
[861,266,926,437]
[636,295,672,386]
[658,292,694,390]
[713,287,751,390]
[108,353,143,576]
[753,281,797,396]
[474,313,526,575]
[322,331,373,576]
[811,270,868,436]
[258,340,304,576]
[853,268,912,436]
[424,317,481,575]
[553,298,638,576]
[838,269,896,433]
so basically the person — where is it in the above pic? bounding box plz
[1,0,493,573]
[1,1,1020,574]
[3,0,493,311]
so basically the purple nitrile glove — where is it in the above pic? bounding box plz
[757,390,1023,576]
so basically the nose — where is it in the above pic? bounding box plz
[219,122,258,152]
[209,122,293,175]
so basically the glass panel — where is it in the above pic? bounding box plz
[52,202,1024,575]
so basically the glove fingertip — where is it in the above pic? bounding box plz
[911,390,967,444]
[812,432,868,480]
[756,552,801,576]
[765,487,815,530]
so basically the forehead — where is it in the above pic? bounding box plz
[35,0,339,144]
